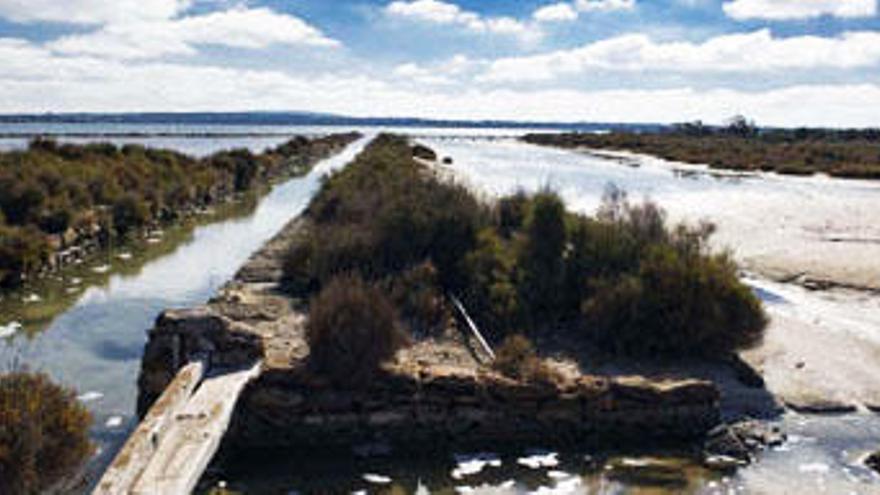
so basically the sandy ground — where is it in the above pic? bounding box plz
[615,151,880,292]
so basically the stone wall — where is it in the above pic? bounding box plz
[139,301,719,453]
[227,366,720,453]
[137,307,264,416]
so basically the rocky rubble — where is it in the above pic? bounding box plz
[702,420,786,472]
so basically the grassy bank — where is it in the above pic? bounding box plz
[283,134,767,379]
[0,133,360,289]
[523,125,880,179]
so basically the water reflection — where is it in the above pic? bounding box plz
[0,136,371,479]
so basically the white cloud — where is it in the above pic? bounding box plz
[481,29,880,82]
[393,54,480,85]
[385,0,540,42]
[534,3,579,22]
[532,0,635,24]
[48,7,339,59]
[1,36,879,127]
[0,0,192,24]
[723,0,877,20]
[575,0,636,12]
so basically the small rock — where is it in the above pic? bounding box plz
[704,425,751,462]
[864,451,880,474]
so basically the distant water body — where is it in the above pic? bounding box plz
[0,123,562,157]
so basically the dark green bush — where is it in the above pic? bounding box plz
[112,194,151,237]
[496,190,529,237]
[284,134,487,292]
[0,226,49,287]
[517,190,567,326]
[381,262,450,336]
[463,229,519,339]
[306,274,408,387]
[0,372,93,495]
[582,245,766,357]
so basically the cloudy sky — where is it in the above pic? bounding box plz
[0,0,878,126]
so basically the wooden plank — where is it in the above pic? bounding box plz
[131,362,262,495]
[450,295,495,361]
[94,361,205,495]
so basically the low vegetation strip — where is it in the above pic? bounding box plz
[0,132,360,289]
[283,133,767,362]
[523,121,880,179]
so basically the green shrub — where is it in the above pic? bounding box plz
[0,225,49,288]
[382,262,449,336]
[0,372,92,495]
[517,190,567,326]
[462,229,519,339]
[306,274,408,387]
[112,194,151,237]
[496,190,529,238]
[284,135,487,291]
[582,245,766,357]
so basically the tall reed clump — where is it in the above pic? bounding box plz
[0,372,92,495]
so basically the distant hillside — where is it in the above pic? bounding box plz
[0,111,663,132]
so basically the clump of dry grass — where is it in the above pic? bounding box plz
[306,274,409,387]
[0,371,92,495]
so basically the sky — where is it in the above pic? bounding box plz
[0,0,879,127]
